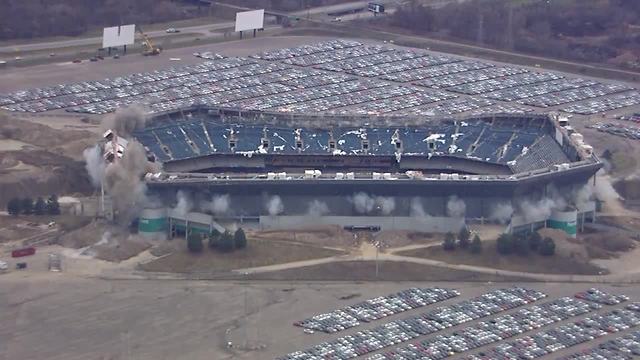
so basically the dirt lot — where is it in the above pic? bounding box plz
[247,225,355,249]
[139,238,344,273]
[396,240,606,275]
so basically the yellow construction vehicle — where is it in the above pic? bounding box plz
[137,26,161,56]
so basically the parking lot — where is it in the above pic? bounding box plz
[3,277,640,360]
[279,288,639,360]
[1,40,639,118]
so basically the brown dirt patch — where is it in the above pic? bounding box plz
[92,237,151,262]
[247,225,356,248]
[375,231,440,247]
[397,240,606,275]
[139,238,343,273]
[246,261,529,282]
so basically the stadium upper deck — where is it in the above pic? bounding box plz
[135,111,590,177]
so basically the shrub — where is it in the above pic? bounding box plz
[187,235,203,253]
[443,232,456,251]
[458,227,470,249]
[496,233,514,255]
[7,198,21,216]
[470,234,482,254]
[219,231,234,252]
[539,237,556,256]
[234,228,247,249]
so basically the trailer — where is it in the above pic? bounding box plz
[11,247,36,258]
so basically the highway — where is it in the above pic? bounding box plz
[0,0,459,54]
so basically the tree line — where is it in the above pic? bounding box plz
[187,227,247,253]
[7,195,61,216]
[442,228,555,257]
[0,0,187,40]
[389,0,640,66]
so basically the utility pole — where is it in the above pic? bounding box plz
[477,12,485,45]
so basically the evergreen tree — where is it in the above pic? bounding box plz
[234,228,247,249]
[46,194,60,215]
[539,237,556,256]
[187,234,203,253]
[34,197,47,215]
[7,198,21,216]
[208,231,219,249]
[496,233,514,255]
[21,198,34,215]
[470,234,482,254]
[514,235,530,256]
[219,231,234,252]
[528,231,542,251]
[443,232,456,251]
[458,227,471,249]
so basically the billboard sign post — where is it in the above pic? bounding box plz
[102,24,136,54]
[235,9,264,38]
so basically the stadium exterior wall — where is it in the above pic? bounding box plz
[259,216,465,233]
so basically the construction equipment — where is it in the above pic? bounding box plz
[137,26,161,56]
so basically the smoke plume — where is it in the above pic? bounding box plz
[103,141,154,224]
[446,195,466,218]
[82,145,106,187]
[266,195,284,215]
[172,189,193,216]
[102,104,149,137]
[410,197,429,217]
[489,202,514,224]
[209,194,230,215]
[351,193,396,215]
[307,199,329,216]
[517,198,557,223]
[376,196,395,215]
[352,192,376,214]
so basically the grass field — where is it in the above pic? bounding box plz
[397,241,607,275]
[139,238,343,273]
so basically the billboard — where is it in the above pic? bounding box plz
[102,24,136,48]
[235,9,264,32]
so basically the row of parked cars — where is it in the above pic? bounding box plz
[576,288,631,305]
[250,39,362,61]
[562,91,640,115]
[463,305,640,360]
[587,122,640,141]
[519,83,633,108]
[278,287,546,360]
[559,329,640,359]
[294,288,460,334]
[371,296,598,360]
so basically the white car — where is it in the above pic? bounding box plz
[165,28,180,33]
[0,261,8,271]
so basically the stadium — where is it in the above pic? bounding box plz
[127,105,602,237]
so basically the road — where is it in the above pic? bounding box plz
[0,0,461,54]
[0,22,235,53]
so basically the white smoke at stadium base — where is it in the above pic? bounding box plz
[446,195,466,218]
[101,104,149,138]
[172,189,193,217]
[82,145,106,187]
[307,199,329,216]
[352,192,375,214]
[517,198,557,223]
[410,197,430,218]
[488,202,514,224]
[266,195,284,216]
[199,194,230,215]
[375,196,395,215]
